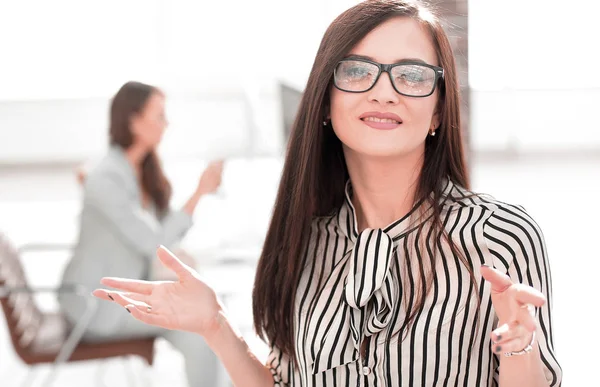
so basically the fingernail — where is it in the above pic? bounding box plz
[495,345,502,353]
[125,307,131,313]
[495,334,502,342]
[482,264,490,268]
[108,294,114,301]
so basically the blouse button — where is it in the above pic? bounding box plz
[362,366,371,375]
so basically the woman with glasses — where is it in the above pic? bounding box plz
[92,1,562,386]
[59,81,226,386]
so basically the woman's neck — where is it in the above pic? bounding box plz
[344,149,424,231]
[123,143,153,208]
[124,143,149,176]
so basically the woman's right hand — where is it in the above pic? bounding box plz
[93,246,223,337]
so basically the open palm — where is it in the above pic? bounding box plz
[93,246,222,336]
[480,265,546,355]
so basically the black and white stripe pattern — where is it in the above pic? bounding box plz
[268,180,562,386]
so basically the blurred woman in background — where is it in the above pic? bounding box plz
[59,81,224,386]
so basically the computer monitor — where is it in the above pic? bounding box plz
[278,81,303,145]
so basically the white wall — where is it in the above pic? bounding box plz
[469,0,600,152]
[470,89,600,152]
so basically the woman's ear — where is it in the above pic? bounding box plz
[430,103,442,129]
[430,113,440,130]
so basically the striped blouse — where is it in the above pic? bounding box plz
[267,179,562,386]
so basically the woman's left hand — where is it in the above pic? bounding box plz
[480,265,546,355]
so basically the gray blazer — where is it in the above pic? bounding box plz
[59,146,192,334]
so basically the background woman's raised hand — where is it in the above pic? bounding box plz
[196,160,224,196]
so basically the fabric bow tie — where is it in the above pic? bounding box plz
[311,228,399,374]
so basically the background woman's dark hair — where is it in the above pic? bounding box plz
[109,81,172,215]
[253,0,476,362]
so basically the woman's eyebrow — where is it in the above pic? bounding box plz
[344,54,428,64]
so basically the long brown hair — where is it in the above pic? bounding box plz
[109,81,172,215]
[253,0,474,361]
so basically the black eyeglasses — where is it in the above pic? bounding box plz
[333,58,444,97]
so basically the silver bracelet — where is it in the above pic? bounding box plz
[504,331,535,357]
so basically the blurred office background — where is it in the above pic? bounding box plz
[0,0,598,385]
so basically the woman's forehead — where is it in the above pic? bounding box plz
[349,17,438,65]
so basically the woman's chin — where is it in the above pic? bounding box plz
[344,143,419,160]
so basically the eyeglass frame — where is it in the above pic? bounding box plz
[333,58,445,98]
